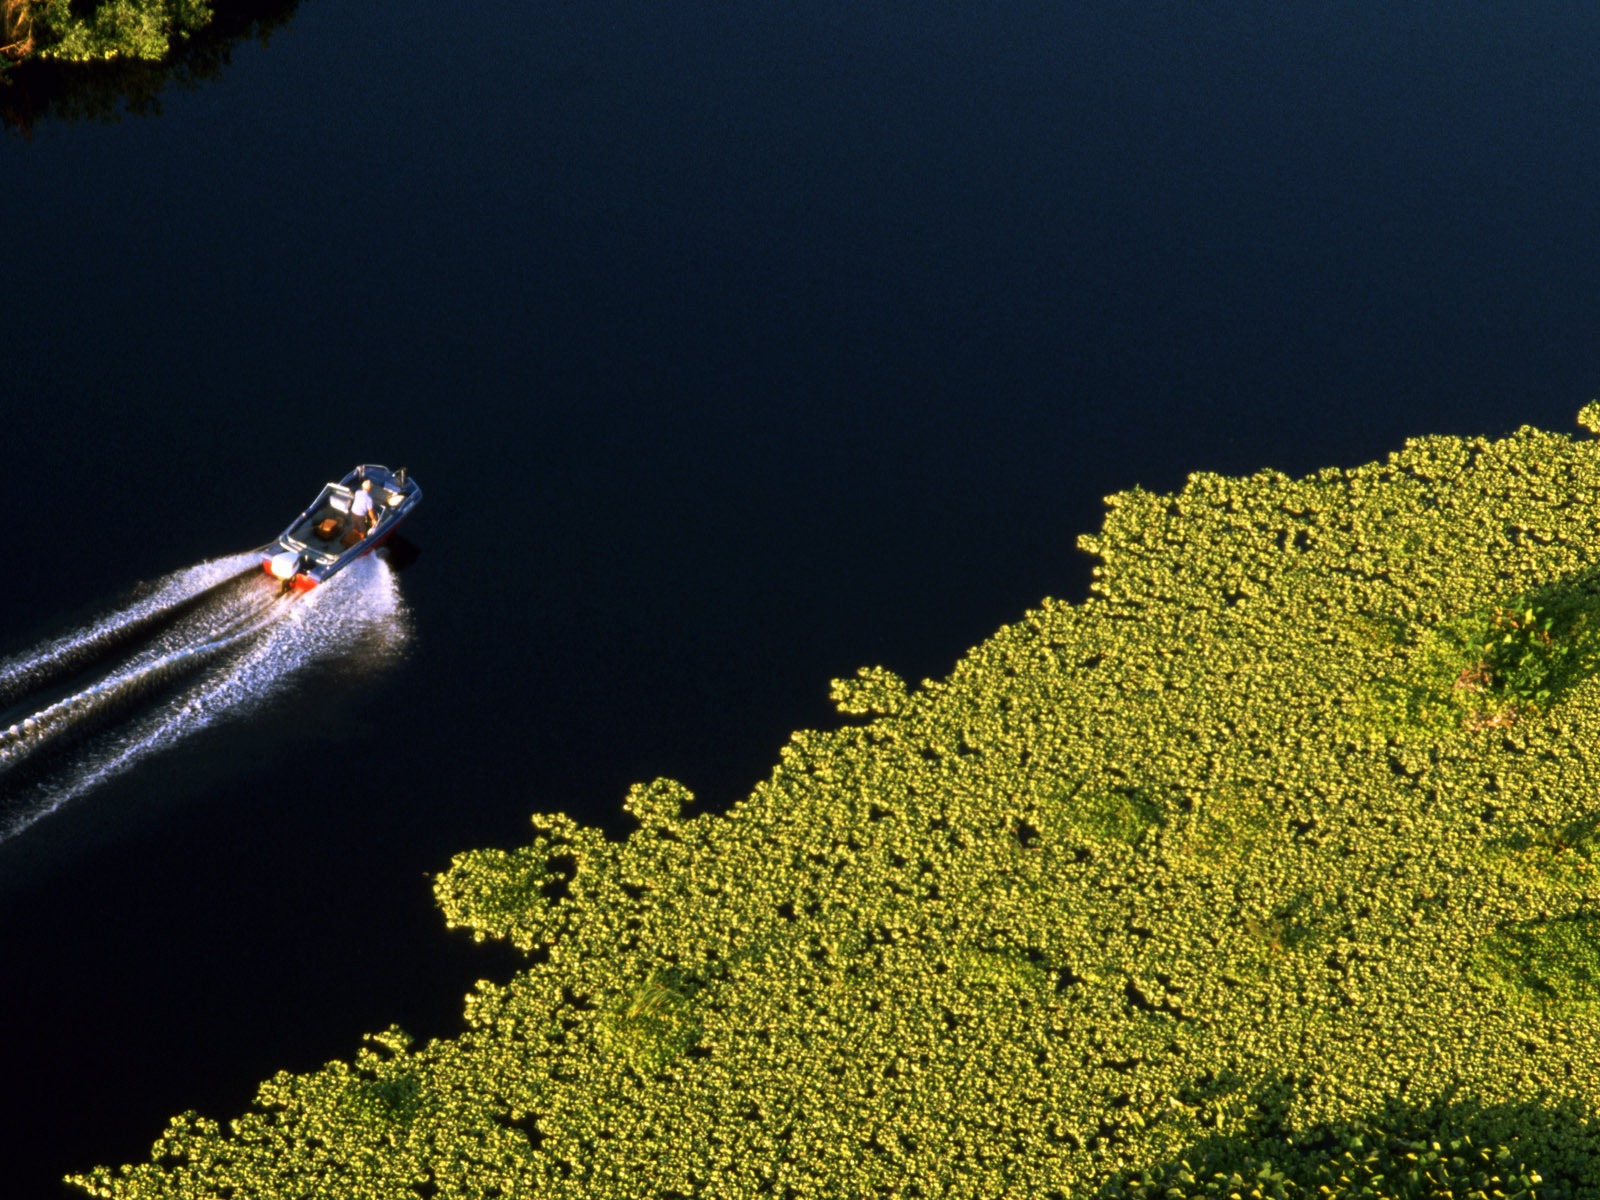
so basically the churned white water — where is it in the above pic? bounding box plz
[0,553,411,842]
[0,552,261,708]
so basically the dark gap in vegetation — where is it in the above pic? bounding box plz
[559,987,595,1012]
[1095,1117,1127,1145]
[540,854,578,902]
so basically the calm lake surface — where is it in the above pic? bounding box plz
[5,1,1599,1192]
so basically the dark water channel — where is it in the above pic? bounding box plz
[4,1,1600,1193]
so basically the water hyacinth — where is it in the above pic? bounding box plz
[70,414,1600,1198]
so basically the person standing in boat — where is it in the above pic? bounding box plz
[350,478,380,536]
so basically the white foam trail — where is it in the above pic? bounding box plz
[0,596,281,771]
[0,552,260,706]
[0,555,412,842]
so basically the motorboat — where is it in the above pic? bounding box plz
[262,465,421,592]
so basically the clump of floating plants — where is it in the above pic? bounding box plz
[71,412,1600,1198]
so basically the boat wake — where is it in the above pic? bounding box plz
[0,551,411,844]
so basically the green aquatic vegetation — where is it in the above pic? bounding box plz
[1352,577,1600,738]
[1102,1103,1557,1200]
[599,968,705,1072]
[830,664,910,716]
[1075,784,1168,845]
[1487,810,1600,894]
[71,414,1600,1198]
[1473,913,1600,1005]
[1443,585,1600,712]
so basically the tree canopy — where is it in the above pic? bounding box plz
[1,0,296,130]
[71,412,1600,1198]
[2,0,210,66]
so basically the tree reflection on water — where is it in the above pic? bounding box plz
[0,0,299,132]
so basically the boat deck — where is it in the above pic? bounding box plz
[267,467,419,588]
[289,493,371,559]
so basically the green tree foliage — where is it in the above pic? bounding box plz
[1,0,296,129]
[70,415,1600,1198]
[4,0,210,66]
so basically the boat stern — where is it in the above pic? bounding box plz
[263,547,319,591]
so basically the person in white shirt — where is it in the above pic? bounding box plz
[350,479,379,535]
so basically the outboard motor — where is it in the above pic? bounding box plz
[267,550,302,581]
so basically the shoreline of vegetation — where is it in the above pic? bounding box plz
[1,0,211,68]
[0,0,295,129]
[71,411,1600,1198]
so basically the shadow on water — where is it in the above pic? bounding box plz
[1096,1076,1600,1200]
[0,0,301,132]
[378,532,423,575]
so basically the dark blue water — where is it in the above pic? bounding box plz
[4,1,1599,1192]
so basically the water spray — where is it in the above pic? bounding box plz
[0,551,411,842]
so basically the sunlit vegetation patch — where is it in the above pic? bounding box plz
[830,664,910,716]
[71,414,1600,1198]
[599,969,704,1073]
[1,0,296,130]
[2,0,210,66]
[1354,578,1600,738]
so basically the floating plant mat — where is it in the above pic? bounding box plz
[74,414,1600,1198]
